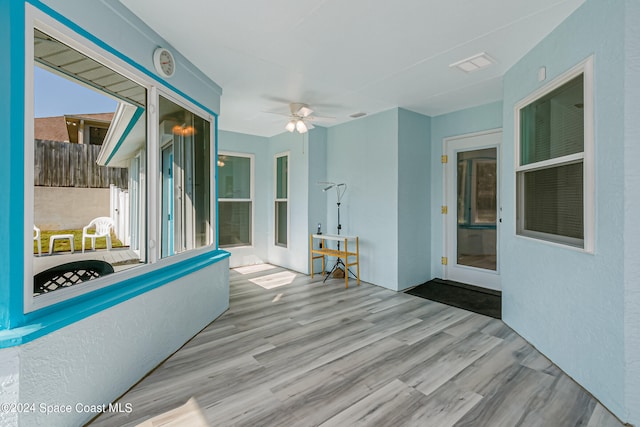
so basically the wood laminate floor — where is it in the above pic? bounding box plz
[91,265,623,427]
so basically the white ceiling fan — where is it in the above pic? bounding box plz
[283,103,335,134]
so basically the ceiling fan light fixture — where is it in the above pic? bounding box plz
[285,120,296,132]
[296,120,308,133]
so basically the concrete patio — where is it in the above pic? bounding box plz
[33,247,142,274]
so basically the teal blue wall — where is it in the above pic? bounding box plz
[307,127,328,275]
[222,109,431,291]
[623,0,640,421]
[398,108,431,290]
[326,110,400,288]
[430,101,503,279]
[502,0,627,419]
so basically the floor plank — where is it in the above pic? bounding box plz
[90,265,624,427]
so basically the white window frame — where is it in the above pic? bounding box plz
[514,56,594,253]
[218,151,254,248]
[274,152,290,248]
[24,7,216,313]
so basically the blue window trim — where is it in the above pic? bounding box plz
[1,0,27,331]
[0,2,227,337]
[0,249,230,348]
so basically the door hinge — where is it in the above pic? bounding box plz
[441,257,448,265]
[441,205,448,214]
[441,155,448,164]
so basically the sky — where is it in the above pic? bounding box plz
[34,66,117,118]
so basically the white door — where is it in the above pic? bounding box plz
[444,130,501,290]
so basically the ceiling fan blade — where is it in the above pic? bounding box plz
[261,110,291,117]
[305,122,315,130]
[297,106,314,117]
[289,102,305,115]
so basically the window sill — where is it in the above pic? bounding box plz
[0,249,230,349]
[515,233,593,254]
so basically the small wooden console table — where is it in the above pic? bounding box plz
[309,234,360,288]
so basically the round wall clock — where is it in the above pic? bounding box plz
[153,47,175,78]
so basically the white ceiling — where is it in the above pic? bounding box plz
[119,0,585,137]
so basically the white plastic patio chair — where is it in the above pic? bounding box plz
[34,225,42,256]
[82,217,115,253]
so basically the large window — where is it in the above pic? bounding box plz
[516,58,593,251]
[218,153,253,247]
[27,20,215,311]
[275,153,289,247]
[159,95,211,258]
[30,27,148,304]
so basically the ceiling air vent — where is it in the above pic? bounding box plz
[449,52,495,73]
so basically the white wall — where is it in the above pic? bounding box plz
[0,348,20,427]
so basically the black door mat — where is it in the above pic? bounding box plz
[405,278,501,319]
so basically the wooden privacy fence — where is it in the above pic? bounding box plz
[34,139,128,188]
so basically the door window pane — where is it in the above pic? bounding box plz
[456,148,497,271]
[473,160,497,224]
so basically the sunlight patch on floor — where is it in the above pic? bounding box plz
[249,271,297,289]
[233,264,277,275]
